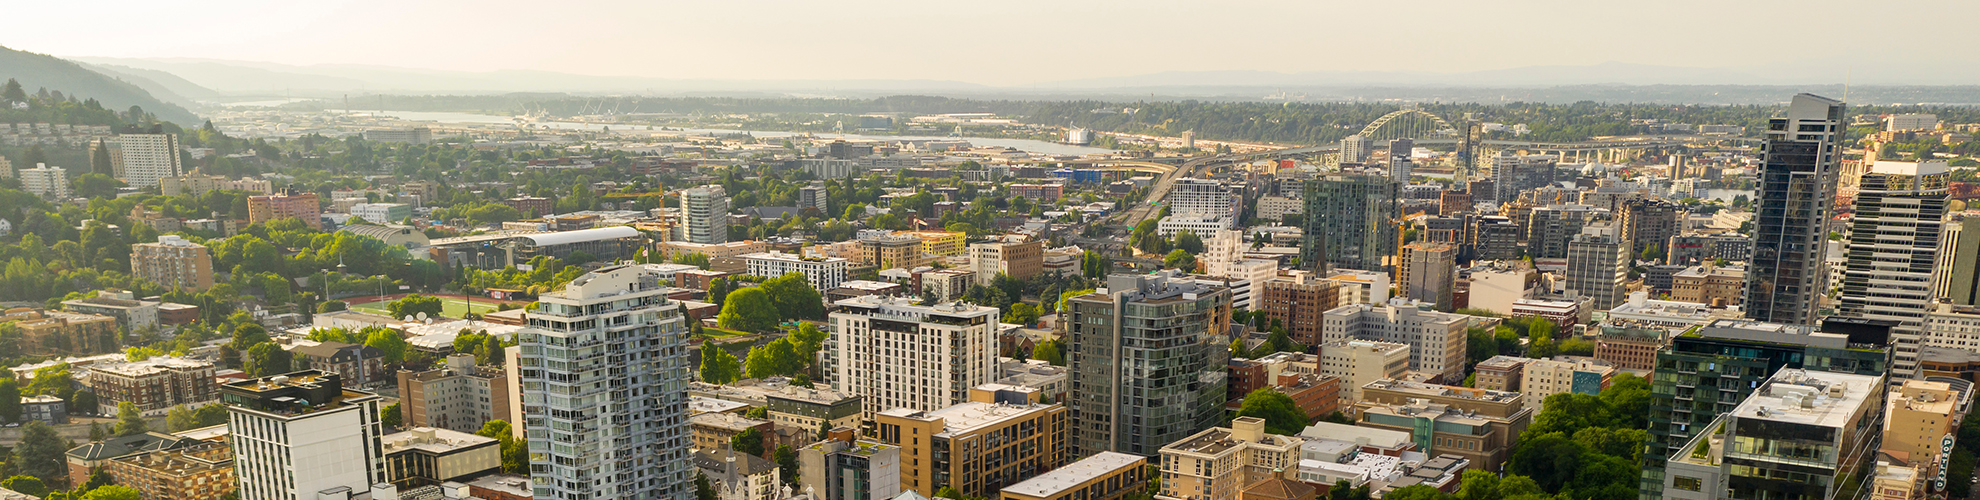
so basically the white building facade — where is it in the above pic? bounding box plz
[518,264,694,500]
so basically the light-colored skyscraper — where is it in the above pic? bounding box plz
[1388,138,1413,183]
[1839,160,1947,378]
[827,295,999,416]
[1166,177,1241,224]
[1566,229,1630,311]
[1065,275,1232,456]
[518,264,693,500]
[107,134,183,189]
[224,370,385,500]
[1340,135,1372,164]
[681,185,730,244]
[1746,93,1844,326]
[1398,241,1456,310]
[18,164,67,200]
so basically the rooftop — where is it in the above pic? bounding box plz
[1000,451,1143,499]
[1363,379,1522,403]
[1733,369,1881,428]
[517,225,641,247]
[382,427,499,455]
[691,412,771,432]
[877,402,1054,437]
[1298,421,1413,450]
[90,356,213,377]
[466,474,532,498]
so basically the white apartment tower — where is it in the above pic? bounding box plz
[109,134,183,189]
[826,295,999,416]
[681,185,730,244]
[1166,177,1240,227]
[1840,160,1949,378]
[1341,135,1372,164]
[1320,303,1469,383]
[519,264,694,500]
[223,370,385,500]
[19,164,67,200]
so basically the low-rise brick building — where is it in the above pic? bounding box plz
[106,441,234,500]
[87,356,217,415]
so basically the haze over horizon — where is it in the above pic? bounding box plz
[8,0,1980,88]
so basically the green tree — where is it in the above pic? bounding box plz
[700,342,742,384]
[760,273,826,321]
[718,288,780,332]
[91,144,113,177]
[1031,340,1065,366]
[88,422,107,441]
[114,401,148,436]
[244,342,292,377]
[317,300,348,313]
[0,79,25,103]
[79,485,144,500]
[708,278,733,307]
[1003,303,1041,326]
[744,338,803,379]
[1526,335,1559,359]
[1163,249,1197,271]
[387,295,445,320]
[72,174,125,200]
[0,379,19,423]
[1235,388,1308,435]
[0,476,46,497]
[791,322,827,361]
[14,421,66,488]
[166,405,195,432]
[364,327,410,364]
[775,445,800,485]
[1173,230,1206,254]
[382,403,402,427]
[695,472,718,500]
[730,427,766,456]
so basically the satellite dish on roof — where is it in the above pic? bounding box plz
[404,315,416,322]
[416,312,428,321]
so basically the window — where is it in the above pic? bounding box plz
[1672,476,1702,491]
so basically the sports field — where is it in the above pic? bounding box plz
[345,294,520,319]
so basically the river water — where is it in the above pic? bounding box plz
[334,110,1120,156]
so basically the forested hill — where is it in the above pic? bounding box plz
[0,45,200,125]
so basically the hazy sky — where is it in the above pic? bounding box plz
[7,0,1974,86]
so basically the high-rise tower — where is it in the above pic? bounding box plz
[519,264,693,500]
[1066,274,1231,457]
[1745,93,1845,325]
[681,185,730,244]
[1839,160,1948,378]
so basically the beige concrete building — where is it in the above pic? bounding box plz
[1518,356,1616,413]
[1672,265,1745,307]
[396,354,511,435]
[132,235,215,292]
[1314,340,1410,404]
[1321,304,1471,383]
[1355,379,1531,472]
[969,238,1042,286]
[874,401,1069,499]
[1001,452,1146,500]
[1883,379,1958,472]
[1156,417,1302,500]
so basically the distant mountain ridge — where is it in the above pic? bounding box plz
[0,45,201,125]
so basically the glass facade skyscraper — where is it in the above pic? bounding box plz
[1066,274,1232,457]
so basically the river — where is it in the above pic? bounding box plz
[333,110,1120,156]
